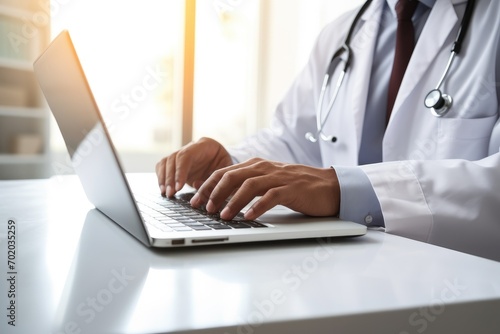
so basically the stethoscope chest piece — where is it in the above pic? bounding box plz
[304,0,475,142]
[424,89,453,117]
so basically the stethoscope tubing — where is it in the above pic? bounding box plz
[306,0,475,143]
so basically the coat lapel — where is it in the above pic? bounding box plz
[347,0,385,153]
[389,0,464,123]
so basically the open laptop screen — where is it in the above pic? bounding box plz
[34,30,151,246]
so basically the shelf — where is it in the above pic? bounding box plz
[0,153,47,164]
[0,4,46,68]
[0,0,50,180]
[0,106,47,118]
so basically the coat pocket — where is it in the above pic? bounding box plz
[437,115,498,159]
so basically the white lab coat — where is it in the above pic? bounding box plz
[229,0,500,261]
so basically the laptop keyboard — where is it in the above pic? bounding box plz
[135,192,268,233]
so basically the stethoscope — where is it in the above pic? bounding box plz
[306,0,476,143]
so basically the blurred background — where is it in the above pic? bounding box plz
[0,0,362,179]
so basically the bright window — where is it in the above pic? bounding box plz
[192,0,260,146]
[49,0,363,173]
[50,0,184,171]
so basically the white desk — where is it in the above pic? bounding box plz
[1,174,500,334]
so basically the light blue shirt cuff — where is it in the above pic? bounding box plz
[334,166,384,227]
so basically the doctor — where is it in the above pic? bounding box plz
[156,0,500,260]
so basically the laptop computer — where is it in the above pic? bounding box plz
[33,30,366,248]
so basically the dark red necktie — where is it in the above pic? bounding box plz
[387,0,419,123]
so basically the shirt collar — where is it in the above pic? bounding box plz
[386,0,436,17]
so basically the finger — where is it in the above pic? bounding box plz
[165,153,177,197]
[190,163,240,210]
[219,175,274,220]
[173,149,193,193]
[192,180,204,190]
[190,168,226,211]
[219,164,291,220]
[155,158,167,196]
[244,187,285,220]
[191,159,264,210]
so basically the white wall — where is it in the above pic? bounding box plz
[256,0,364,127]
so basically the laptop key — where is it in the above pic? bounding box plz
[190,225,212,231]
[209,224,232,230]
[165,223,189,228]
[226,221,252,229]
[171,226,193,232]
[183,222,204,226]
[139,193,268,232]
[201,220,222,225]
[158,225,174,232]
[243,221,268,228]
[156,217,178,223]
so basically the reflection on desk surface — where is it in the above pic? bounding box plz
[50,208,500,334]
[53,209,374,333]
